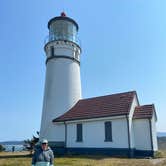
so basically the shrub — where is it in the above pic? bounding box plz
[0,144,5,152]
[24,131,39,154]
[154,150,165,158]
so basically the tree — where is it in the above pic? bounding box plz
[0,144,5,152]
[24,131,39,154]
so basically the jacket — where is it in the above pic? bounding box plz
[32,147,54,166]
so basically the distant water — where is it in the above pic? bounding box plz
[157,132,166,137]
[3,144,25,152]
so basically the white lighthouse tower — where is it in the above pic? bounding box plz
[40,12,82,143]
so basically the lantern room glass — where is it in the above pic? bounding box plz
[49,20,78,43]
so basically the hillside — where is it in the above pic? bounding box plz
[0,141,24,145]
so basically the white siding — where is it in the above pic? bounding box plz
[67,118,128,148]
[151,113,158,151]
[133,119,152,150]
[128,95,139,148]
[40,123,65,142]
[40,42,81,141]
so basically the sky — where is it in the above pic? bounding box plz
[0,0,166,141]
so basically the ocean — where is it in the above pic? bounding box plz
[3,144,25,152]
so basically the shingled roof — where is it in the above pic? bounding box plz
[53,91,136,122]
[133,104,155,119]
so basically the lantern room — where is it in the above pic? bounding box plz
[47,12,79,44]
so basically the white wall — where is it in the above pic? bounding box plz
[133,119,152,150]
[40,41,81,141]
[66,118,129,148]
[151,113,158,151]
[128,95,139,148]
[40,123,65,142]
[46,42,81,61]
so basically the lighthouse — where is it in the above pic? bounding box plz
[40,13,82,143]
[38,12,158,157]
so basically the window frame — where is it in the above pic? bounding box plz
[76,123,83,142]
[104,121,112,142]
[50,46,54,57]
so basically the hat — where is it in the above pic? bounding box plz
[41,139,48,144]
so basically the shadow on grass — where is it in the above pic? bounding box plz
[0,154,32,159]
[1,153,162,160]
[0,154,111,160]
[55,154,128,160]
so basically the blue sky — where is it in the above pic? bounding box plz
[0,0,166,141]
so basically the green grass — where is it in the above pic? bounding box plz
[154,150,166,158]
[0,152,166,166]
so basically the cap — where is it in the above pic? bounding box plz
[41,139,48,144]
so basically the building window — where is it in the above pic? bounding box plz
[74,50,79,60]
[76,123,83,142]
[75,53,79,60]
[105,121,112,142]
[50,46,54,57]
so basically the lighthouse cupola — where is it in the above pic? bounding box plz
[48,12,79,44]
[44,12,81,63]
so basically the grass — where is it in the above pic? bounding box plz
[0,151,166,166]
[154,150,166,158]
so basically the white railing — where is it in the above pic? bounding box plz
[44,34,81,46]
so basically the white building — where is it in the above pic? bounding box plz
[39,13,158,157]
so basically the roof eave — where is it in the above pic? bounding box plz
[52,114,127,123]
[152,104,157,122]
[133,116,153,120]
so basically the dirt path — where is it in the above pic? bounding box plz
[149,158,166,165]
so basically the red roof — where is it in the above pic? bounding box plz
[133,104,155,119]
[53,91,136,122]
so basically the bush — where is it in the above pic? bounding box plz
[24,131,39,154]
[154,150,166,158]
[0,144,5,152]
